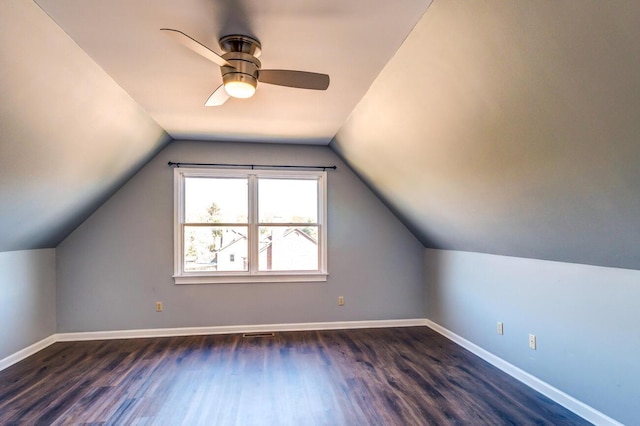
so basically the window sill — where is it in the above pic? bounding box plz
[174,272,328,285]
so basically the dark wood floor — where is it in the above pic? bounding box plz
[0,327,589,425]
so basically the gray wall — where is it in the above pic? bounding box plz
[56,141,425,332]
[0,249,56,361]
[425,248,639,425]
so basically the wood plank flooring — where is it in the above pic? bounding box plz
[0,327,590,425]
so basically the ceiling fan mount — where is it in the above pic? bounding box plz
[219,34,262,57]
[161,28,330,106]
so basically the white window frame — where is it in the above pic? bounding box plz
[173,168,328,284]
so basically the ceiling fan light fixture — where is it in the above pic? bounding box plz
[222,70,258,99]
[224,80,256,98]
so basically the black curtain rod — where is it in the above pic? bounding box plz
[168,161,336,171]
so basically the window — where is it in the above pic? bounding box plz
[174,168,327,284]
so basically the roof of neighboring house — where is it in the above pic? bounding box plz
[258,228,318,253]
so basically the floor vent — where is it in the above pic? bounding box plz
[242,332,276,338]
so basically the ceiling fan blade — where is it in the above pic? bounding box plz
[161,28,232,68]
[258,70,330,90]
[205,85,230,106]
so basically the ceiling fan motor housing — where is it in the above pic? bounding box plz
[220,51,261,90]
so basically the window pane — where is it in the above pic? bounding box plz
[185,178,248,223]
[184,226,248,272]
[258,179,317,223]
[258,226,318,271]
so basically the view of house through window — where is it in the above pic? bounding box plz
[258,178,318,271]
[174,168,327,283]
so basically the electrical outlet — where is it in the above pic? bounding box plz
[528,334,536,350]
[338,296,344,306]
[497,321,504,335]
[156,301,163,312]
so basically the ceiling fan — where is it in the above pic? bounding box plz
[161,29,330,106]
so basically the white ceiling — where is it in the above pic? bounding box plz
[35,0,431,143]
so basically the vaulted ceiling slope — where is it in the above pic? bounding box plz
[0,0,170,252]
[332,1,640,270]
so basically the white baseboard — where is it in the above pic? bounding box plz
[0,335,57,371]
[55,318,426,342]
[0,318,619,425]
[423,319,622,426]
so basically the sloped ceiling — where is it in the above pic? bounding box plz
[0,0,169,252]
[2,0,640,271]
[332,1,640,270]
